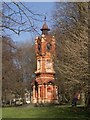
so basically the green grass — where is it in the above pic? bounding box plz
[2,105,90,119]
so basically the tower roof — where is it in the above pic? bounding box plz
[41,22,50,31]
[41,17,50,34]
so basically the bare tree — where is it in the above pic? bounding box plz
[52,2,89,105]
[1,2,44,35]
[2,36,36,104]
[2,36,21,103]
[16,41,36,89]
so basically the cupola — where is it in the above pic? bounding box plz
[41,17,50,35]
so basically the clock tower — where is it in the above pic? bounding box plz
[32,18,58,104]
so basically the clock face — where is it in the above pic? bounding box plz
[38,43,41,51]
[46,60,52,69]
[46,43,52,51]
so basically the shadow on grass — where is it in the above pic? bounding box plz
[2,106,90,119]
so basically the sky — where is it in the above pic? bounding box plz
[4,2,55,44]
[2,1,88,43]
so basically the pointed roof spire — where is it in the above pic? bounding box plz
[41,16,50,35]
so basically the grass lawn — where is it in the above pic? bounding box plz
[2,105,90,119]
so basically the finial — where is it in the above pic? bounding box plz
[44,16,46,23]
[41,16,50,35]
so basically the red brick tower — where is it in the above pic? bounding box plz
[32,18,58,104]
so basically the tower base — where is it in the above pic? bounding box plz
[31,83,58,104]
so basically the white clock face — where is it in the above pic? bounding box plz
[46,62,52,68]
[45,60,52,69]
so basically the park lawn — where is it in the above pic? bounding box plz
[2,106,90,119]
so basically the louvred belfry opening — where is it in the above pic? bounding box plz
[31,17,58,104]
